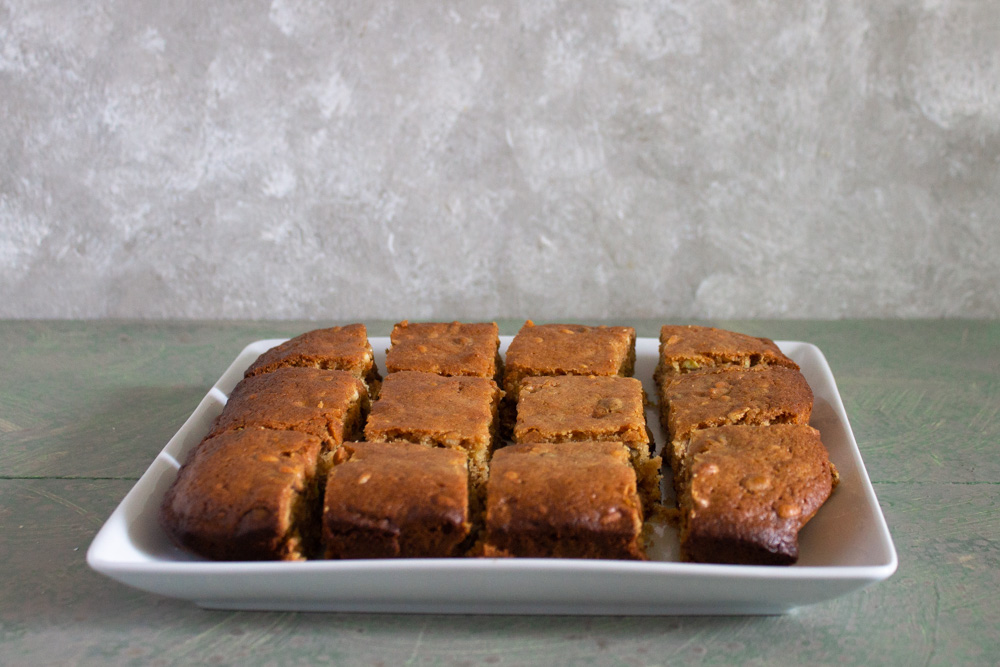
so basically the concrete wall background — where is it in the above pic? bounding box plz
[2,1,998,320]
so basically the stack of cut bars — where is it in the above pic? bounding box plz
[159,324,378,560]
[654,325,838,565]
[161,321,506,560]
[350,320,503,557]
[352,319,657,560]
[486,321,660,560]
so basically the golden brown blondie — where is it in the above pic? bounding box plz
[678,424,836,565]
[210,367,369,452]
[385,320,501,380]
[160,428,323,561]
[483,441,645,559]
[322,441,472,559]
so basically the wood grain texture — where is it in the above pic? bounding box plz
[0,320,997,665]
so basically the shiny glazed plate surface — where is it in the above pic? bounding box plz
[88,336,897,615]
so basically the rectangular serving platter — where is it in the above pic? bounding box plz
[88,335,897,615]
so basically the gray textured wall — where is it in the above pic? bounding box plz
[2,1,998,319]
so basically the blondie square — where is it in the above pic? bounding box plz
[159,428,323,561]
[322,441,472,559]
[657,366,813,498]
[209,367,369,452]
[679,424,837,565]
[513,375,649,447]
[655,325,798,381]
[501,321,636,432]
[483,441,645,560]
[244,324,382,397]
[363,371,501,489]
[385,320,501,380]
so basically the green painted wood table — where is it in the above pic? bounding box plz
[1,320,997,666]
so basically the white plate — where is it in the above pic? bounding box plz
[88,336,897,615]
